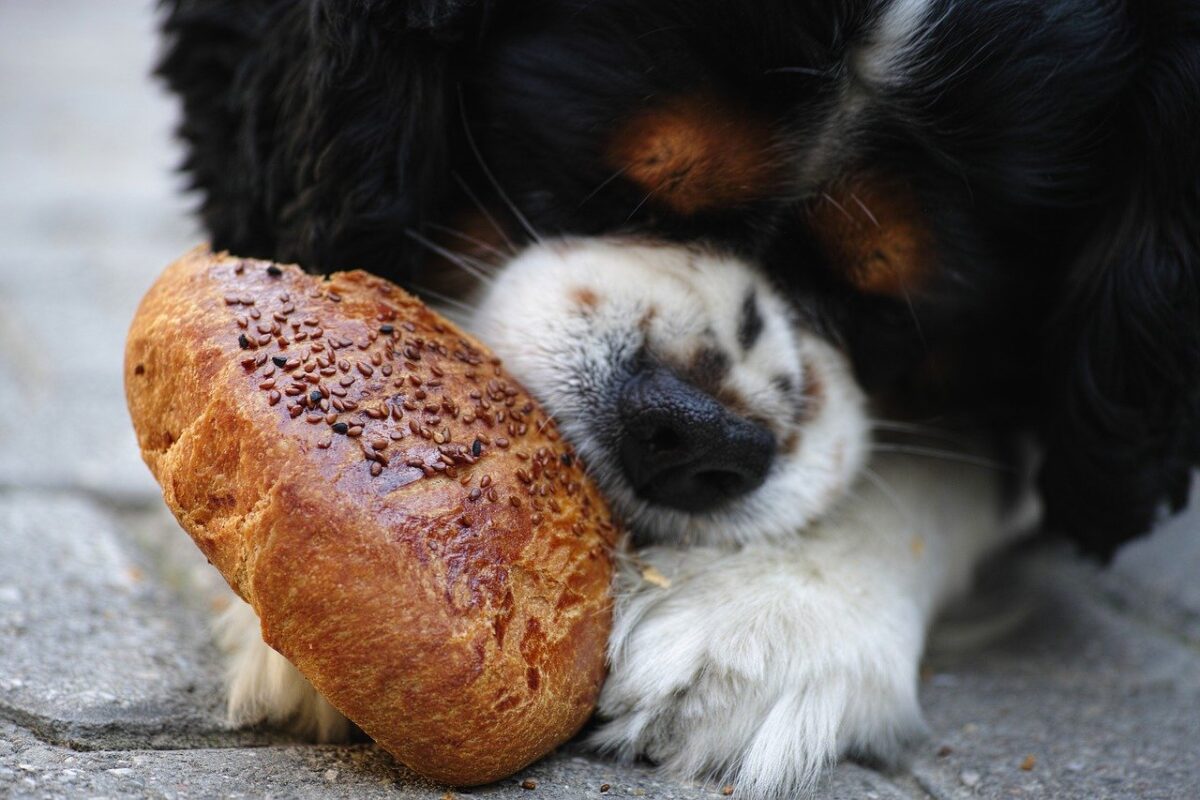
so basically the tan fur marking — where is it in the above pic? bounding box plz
[609,96,779,216]
[806,175,934,296]
[570,287,601,310]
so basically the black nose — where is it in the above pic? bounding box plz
[617,365,775,512]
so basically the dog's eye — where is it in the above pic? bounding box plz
[803,174,934,297]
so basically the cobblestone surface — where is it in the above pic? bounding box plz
[1,1,1198,798]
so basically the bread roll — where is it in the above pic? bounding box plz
[125,247,618,785]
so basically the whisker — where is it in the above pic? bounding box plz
[870,420,947,435]
[405,228,495,286]
[849,192,881,228]
[898,279,928,352]
[860,466,915,521]
[871,444,1010,471]
[406,283,478,318]
[578,165,629,208]
[452,172,519,257]
[625,189,655,224]
[763,66,836,78]
[457,87,543,245]
[424,221,513,263]
[870,420,965,445]
[820,192,855,223]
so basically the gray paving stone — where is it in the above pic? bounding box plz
[0,490,277,750]
[0,720,912,800]
[0,0,197,501]
[912,551,1200,800]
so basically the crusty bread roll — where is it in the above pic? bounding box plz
[125,247,618,785]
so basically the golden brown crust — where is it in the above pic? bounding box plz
[124,246,617,785]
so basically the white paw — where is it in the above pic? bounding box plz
[591,546,927,798]
[215,597,352,742]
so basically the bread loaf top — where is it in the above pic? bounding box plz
[125,247,618,785]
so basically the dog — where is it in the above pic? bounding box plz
[158,0,1200,796]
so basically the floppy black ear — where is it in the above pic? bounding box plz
[157,0,493,279]
[1039,8,1200,559]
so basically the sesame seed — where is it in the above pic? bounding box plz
[380,324,394,334]
[469,488,482,501]
[472,438,482,457]
[268,391,281,406]
[266,265,282,277]
[332,422,349,434]
[272,356,287,367]
[238,333,251,349]
[310,390,322,404]
[347,426,363,437]
[496,437,510,448]
[370,461,382,476]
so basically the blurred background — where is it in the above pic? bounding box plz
[1,2,1198,798]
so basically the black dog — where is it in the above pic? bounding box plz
[159,1,1200,794]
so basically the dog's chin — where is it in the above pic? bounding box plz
[469,237,872,549]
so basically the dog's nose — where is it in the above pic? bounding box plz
[617,365,775,512]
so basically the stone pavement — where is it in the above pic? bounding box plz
[1,2,1198,798]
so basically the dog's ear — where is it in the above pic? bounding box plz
[158,0,494,279]
[1039,17,1200,559]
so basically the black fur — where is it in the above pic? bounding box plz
[156,0,1200,558]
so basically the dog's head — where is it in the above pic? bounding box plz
[161,0,1200,555]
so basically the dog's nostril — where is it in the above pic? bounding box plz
[646,427,684,454]
[617,365,775,513]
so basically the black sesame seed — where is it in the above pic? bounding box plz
[561,453,573,466]
[380,324,394,334]
[238,333,251,350]
[266,265,283,277]
[310,390,322,404]
[332,422,349,435]
[472,438,482,457]
[272,356,288,367]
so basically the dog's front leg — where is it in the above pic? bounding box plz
[592,452,1033,798]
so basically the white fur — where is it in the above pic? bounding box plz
[218,236,1034,798]
[593,451,1028,797]
[855,0,937,88]
[472,238,869,547]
